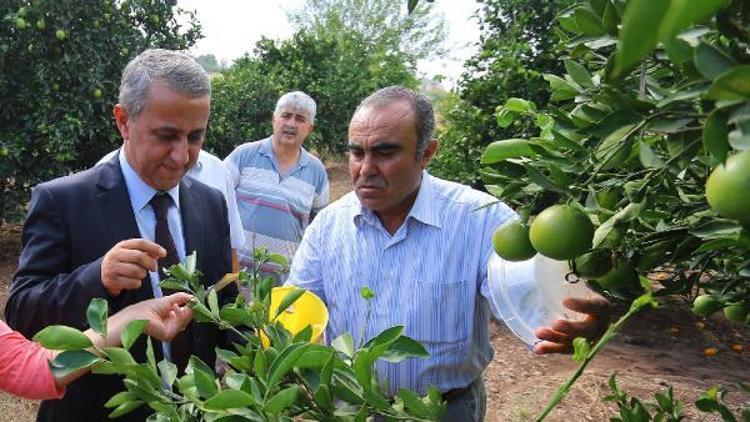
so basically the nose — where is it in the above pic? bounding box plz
[169,138,190,166]
[359,153,378,178]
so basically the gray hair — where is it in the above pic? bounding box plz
[274,91,317,124]
[355,86,435,158]
[119,49,210,118]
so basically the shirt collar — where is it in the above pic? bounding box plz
[353,171,441,229]
[119,149,181,213]
[261,136,311,169]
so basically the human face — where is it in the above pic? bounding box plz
[271,107,314,148]
[114,80,210,191]
[348,102,437,218]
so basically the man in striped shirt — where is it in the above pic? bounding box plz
[287,86,610,421]
[225,91,329,277]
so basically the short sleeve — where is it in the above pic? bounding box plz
[0,322,65,400]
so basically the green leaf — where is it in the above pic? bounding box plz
[407,0,419,15]
[158,359,178,388]
[267,253,288,268]
[104,391,137,408]
[313,385,333,411]
[190,356,218,399]
[639,141,666,169]
[523,163,569,194]
[658,0,730,42]
[352,350,373,391]
[33,325,93,350]
[544,74,580,101]
[690,220,742,239]
[203,389,255,410]
[495,108,514,128]
[184,251,197,275]
[264,385,300,414]
[564,60,594,88]
[49,350,101,379]
[273,288,305,320]
[208,289,220,317]
[594,203,644,247]
[320,353,335,386]
[104,347,136,365]
[363,325,404,349]
[379,336,430,363]
[572,337,590,363]
[86,298,108,339]
[613,0,670,79]
[121,319,147,350]
[191,301,215,323]
[331,333,355,358]
[159,280,189,292]
[694,42,736,80]
[481,139,537,164]
[704,109,730,164]
[398,388,431,419]
[108,400,145,419]
[708,65,750,100]
[267,342,310,388]
[504,97,536,113]
[574,6,606,36]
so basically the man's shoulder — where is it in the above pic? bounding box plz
[313,192,358,219]
[36,163,107,197]
[428,174,498,208]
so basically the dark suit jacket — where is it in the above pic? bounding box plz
[5,155,235,421]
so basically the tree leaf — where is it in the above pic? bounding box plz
[363,325,404,349]
[273,288,305,320]
[208,289,220,317]
[574,6,606,36]
[708,65,750,100]
[267,342,310,388]
[639,141,666,169]
[331,333,355,358]
[703,109,730,164]
[352,350,373,392]
[104,347,136,365]
[398,388,431,419]
[184,251,197,275]
[49,350,101,379]
[378,336,429,363]
[564,60,594,88]
[158,359,178,388]
[572,337,590,363]
[104,391,137,409]
[658,0,730,42]
[264,385,300,414]
[108,400,145,419]
[121,319,148,350]
[613,0,670,79]
[504,97,535,113]
[267,253,288,268]
[203,389,255,410]
[694,42,736,80]
[481,139,537,164]
[86,298,108,339]
[33,325,93,350]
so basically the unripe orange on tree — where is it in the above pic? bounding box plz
[723,304,748,324]
[492,220,536,262]
[15,17,27,30]
[529,205,593,261]
[93,88,102,98]
[55,29,66,41]
[692,295,722,317]
[36,19,45,30]
[705,150,750,226]
[593,258,637,290]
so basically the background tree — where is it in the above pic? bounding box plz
[0,0,201,222]
[206,0,446,157]
[195,53,225,73]
[429,0,574,187]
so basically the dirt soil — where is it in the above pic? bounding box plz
[1,161,748,421]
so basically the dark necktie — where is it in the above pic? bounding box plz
[150,193,180,279]
[149,192,190,370]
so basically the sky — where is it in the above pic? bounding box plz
[176,0,482,88]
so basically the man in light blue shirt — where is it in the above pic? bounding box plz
[287,86,609,421]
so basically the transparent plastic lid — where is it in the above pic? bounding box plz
[487,253,594,347]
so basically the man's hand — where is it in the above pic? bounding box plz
[533,295,611,354]
[101,239,166,296]
[107,293,195,343]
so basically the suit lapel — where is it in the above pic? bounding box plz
[179,178,202,260]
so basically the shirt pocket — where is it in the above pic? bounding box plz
[406,279,471,345]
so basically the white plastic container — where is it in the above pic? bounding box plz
[487,253,594,347]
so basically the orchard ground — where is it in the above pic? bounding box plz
[0,160,748,421]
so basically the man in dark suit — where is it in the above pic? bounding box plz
[4,49,235,421]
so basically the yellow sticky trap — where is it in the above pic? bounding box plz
[260,286,328,348]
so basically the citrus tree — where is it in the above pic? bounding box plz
[0,0,201,222]
[38,251,446,420]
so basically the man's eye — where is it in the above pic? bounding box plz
[188,133,203,143]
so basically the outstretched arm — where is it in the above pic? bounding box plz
[533,296,611,354]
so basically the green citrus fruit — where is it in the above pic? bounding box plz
[573,249,613,278]
[16,17,27,30]
[55,29,66,41]
[150,15,160,25]
[93,88,102,98]
[529,205,594,261]
[692,295,722,317]
[593,258,637,290]
[723,304,748,323]
[706,150,750,226]
[36,19,45,30]
[492,220,536,262]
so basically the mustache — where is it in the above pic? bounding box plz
[282,126,297,135]
[356,177,387,189]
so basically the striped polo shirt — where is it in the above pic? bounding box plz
[224,137,329,272]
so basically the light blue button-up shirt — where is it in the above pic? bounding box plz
[287,172,516,395]
[119,151,187,359]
